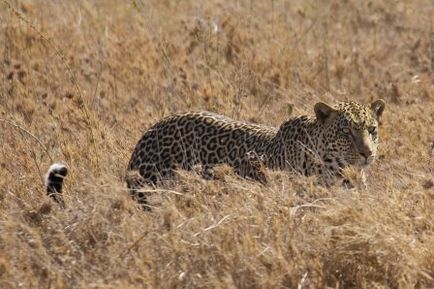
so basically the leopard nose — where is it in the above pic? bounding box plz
[360,150,372,159]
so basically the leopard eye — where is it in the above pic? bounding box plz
[342,127,351,134]
[368,127,377,134]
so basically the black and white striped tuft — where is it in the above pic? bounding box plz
[45,163,68,207]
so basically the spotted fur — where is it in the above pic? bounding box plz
[127,100,385,207]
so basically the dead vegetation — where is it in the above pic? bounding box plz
[0,0,433,288]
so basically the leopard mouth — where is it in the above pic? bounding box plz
[345,154,374,167]
[355,156,374,167]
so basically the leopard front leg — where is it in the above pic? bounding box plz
[234,151,268,185]
[341,169,368,191]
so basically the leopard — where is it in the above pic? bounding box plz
[126,99,385,209]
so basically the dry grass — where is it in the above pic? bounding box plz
[1,0,434,288]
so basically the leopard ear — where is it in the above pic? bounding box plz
[370,99,385,121]
[314,102,337,123]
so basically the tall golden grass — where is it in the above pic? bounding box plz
[1,0,433,288]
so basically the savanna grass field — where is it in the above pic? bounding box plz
[1,0,434,288]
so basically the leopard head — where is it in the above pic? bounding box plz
[314,99,385,168]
